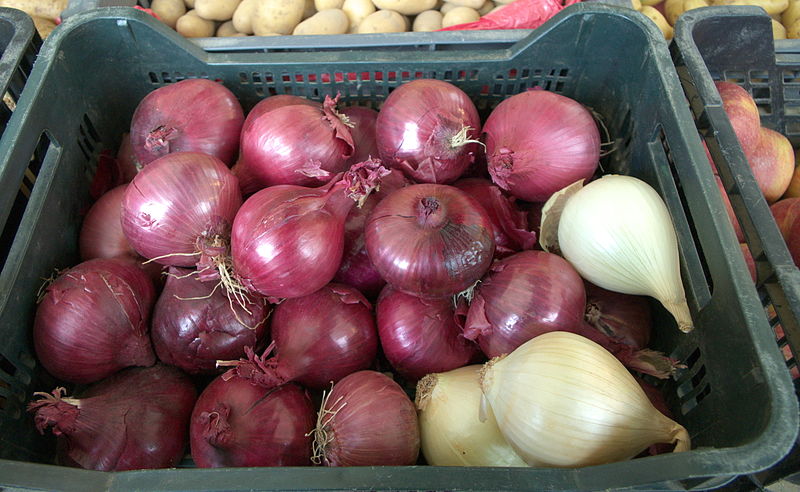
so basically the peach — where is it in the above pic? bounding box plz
[715,81,761,153]
[745,127,795,203]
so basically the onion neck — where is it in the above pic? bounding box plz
[661,298,693,333]
[28,388,81,436]
[202,403,235,449]
[322,94,355,159]
[489,148,514,191]
[218,344,287,389]
[417,197,447,228]
[144,125,178,155]
[414,374,438,411]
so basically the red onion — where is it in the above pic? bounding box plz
[231,159,388,299]
[333,169,408,298]
[342,106,379,165]
[484,90,600,202]
[463,251,585,357]
[121,152,242,278]
[220,283,377,389]
[244,95,320,133]
[28,365,196,471]
[34,258,156,384]
[453,178,537,258]
[365,183,495,298]
[115,133,142,183]
[376,79,480,184]
[151,266,270,375]
[311,370,419,466]
[584,281,652,350]
[130,79,244,167]
[80,185,138,261]
[190,377,314,467]
[376,285,481,380]
[234,94,354,193]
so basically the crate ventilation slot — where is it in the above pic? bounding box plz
[675,347,711,415]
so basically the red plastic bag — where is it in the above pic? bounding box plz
[438,0,579,31]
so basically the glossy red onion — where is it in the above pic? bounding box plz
[80,185,137,261]
[190,377,314,467]
[342,106,379,165]
[115,133,141,183]
[220,283,377,389]
[365,183,495,298]
[151,266,270,375]
[232,159,387,299]
[130,79,244,166]
[121,152,242,274]
[34,258,156,384]
[463,250,586,358]
[234,94,354,193]
[376,285,481,380]
[453,178,537,258]
[333,169,408,298]
[376,79,480,184]
[584,282,652,350]
[312,370,419,466]
[28,365,196,471]
[484,89,600,202]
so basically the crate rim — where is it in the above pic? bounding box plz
[0,4,797,490]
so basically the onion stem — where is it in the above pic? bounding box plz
[309,386,348,465]
[450,125,485,151]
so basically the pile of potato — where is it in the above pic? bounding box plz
[0,0,65,37]
[633,0,799,40]
[150,0,508,36]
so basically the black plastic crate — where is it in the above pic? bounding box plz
[0,4,796,490]
[671,6,800,487]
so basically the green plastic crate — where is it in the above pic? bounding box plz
[0,4,796,490]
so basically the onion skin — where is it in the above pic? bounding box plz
[234,95,354,193]
[484,90,600,202]
[115,133,141,184]
[28,365,196,471]
[130,79,244,167]
[314,370,420,466]
[453,178,537,258]
[464,250,586,358]
[584,282,652,350]
[151,266,270,375]
[221,283,377,389]
[376,285,481,380]
[121,152,242,269]
[365,183,495,298]
[80,184,138,261]
[190,377,314,467]
[376,79,480,184]
[342,106,379,166]
[243,95,320,136]
[34,258,156,384]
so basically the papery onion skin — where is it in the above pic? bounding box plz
[342,106,379,166]
[314,370,420,466]
[464,250,586,358]
[190,377,314,467]
[377,285,481,380]
[121,152,242,269]
[584,282,652,350]
[80,184,138,261]
[415,365,526,467]
[365,183,495,298]
[333,169,409,298]
[221,283,377,389]
[481,331,691,467]
[28,364,196,471]
[234,95,354,193]
[484,90,600,202]
[34,258,156,384]
[130,79,244,167]
[376,79,480,184]
[454,178,537,258]
[151,266,270,375]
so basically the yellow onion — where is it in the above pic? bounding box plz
[480,331,690,467]
[415,365,527,467]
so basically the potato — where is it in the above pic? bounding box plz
[487,3,505,12]
[477,0,494,14]
[357,9,406,32]
[665,0,708,25]
[185,0,195,8]
[176,10,215,36]
[293,8,349,33]
[441,5,478,27]
[216,19,239,35]
[640,6,672,39]
[440,1,458,12]
[302,0,316,17]
[442,0,483,9]
[782,0,800,27]
[788,18,800,37]
[151,0,186,28]
[711,0,788,14]
[413,8,442,30]
[342,0,375,29]
[233,0,258,33]
[631,0,642,9]
[0,0,66,21]
[640,0,663,5]
[372,0,436,15]
[31,15,56,38]
[252,0,305,34]
[315,0,344,9]
[773,17,788,38]
[195,0,241,20]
